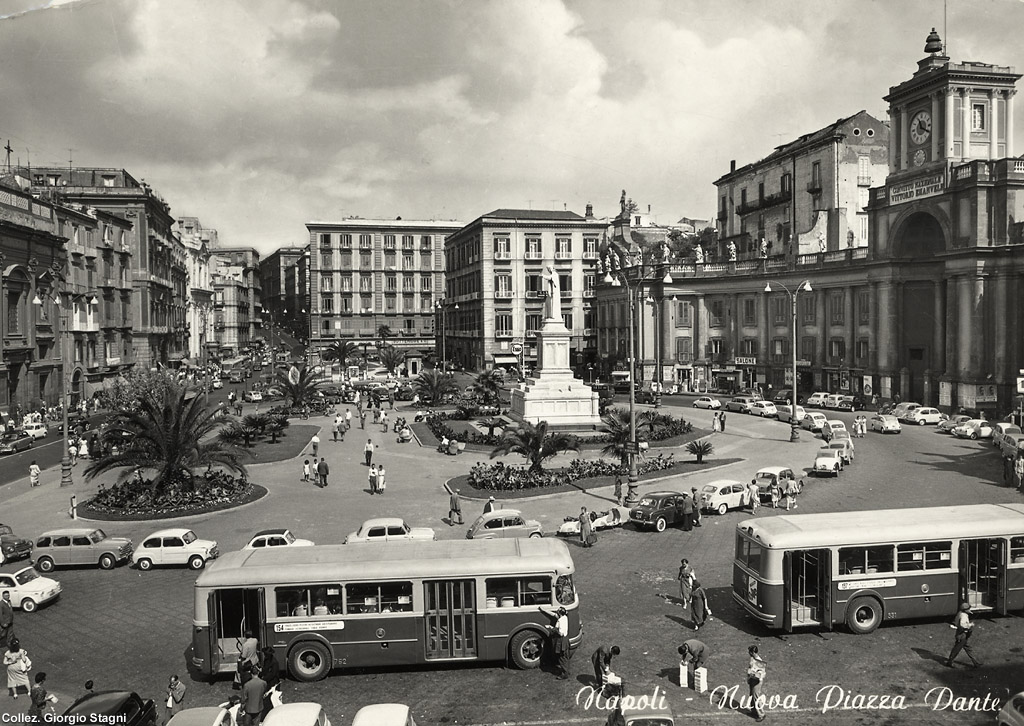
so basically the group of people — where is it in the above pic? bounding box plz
[301,457,331,488]
[710,411,728,433]
[3,591,59,720]
[368,464,387,495]
[850,414,869,437]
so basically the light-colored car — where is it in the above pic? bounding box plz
[937,414,970,433]
[0,566,61,612]
[905,407,943,426]
[869,414,902,433]
[776,405,806,424]
[1001,433,1024,459]
[997,690,1024,726]
[801,412,828,432]
[352,704,412,726]
[953,419,994,440]
[265,703,333,726]
[692,396,721,410]
[820,420,848,442]
[345,518,436,544]
[823,439,855,465]
[892,402,923,420]
[805,392,829,408]
[244,528,315,550]
[34,528,133,571]
[813,449,844,476]
[211,379,224,390]
[167,707,233,726]
[753,467,798,500]
[749,401,778,418]
[823,393,844,409]
[992,422,1023,449]
[725,396,758,414]
[700,479,749,515]
[23,422,48,440]
[132,528,219,570]
[243,390,263,402]
[466,509,542,540]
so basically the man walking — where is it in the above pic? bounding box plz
[310,433,320,458]
[946,602,982,668]
[380,410,389,433]
[317,458,330,488]
[0,591,13,649]
[364,439,375,467]
[719,411,727,432]
[240,668,266,726]
[360,411,367,430]
[681,492,694,532]
[345,408,352,431]
[448,486,463,525]
[746,645,767,722]
[331,420,339,442]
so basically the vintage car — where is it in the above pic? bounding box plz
[937,414,971,433]
[244,528,315,550]
[629,491,695,532]
[352,703,411,726]
[0,566,61,612]
[822,439,855,465]
[0,430,34,454]
[813,449,844,477]
[466,510,542,540]
[345,518,436,544]
[869,414,902,433]
[132,528,219,570]
[749,401,778,418]
[805,391,830,407]
[699,479,750,515]
[801,412,828,432]
[776,405,806,424]
[692,396,721,410]
[820,420,848,442]
[0,524,33,565]
[992,422,1024,449]
[61,691,157,726]
[34,528,133,571]
[242,390,263,402]
[725,396,759,414]
[23,422,48,440]
[167,707,232,726]
[753,467,798,500]
[952,419,994,440]
[905,407,944,425]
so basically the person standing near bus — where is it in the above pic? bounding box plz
[946,602,982,668]
[746,645,767,722]
[540,606,571,680]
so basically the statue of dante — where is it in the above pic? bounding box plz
[543,264,561,320]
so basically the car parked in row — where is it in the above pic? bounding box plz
[0,566,61,612]
[821,420,848,442]
[629,491,694,532]
[869,414,902,434]
[0,524,33,565]
[823,439,855,465]
[34,528,133,571]
[892,402,923,420]
[772,391,803,405]
[905,407,944,425]
[1001,434,1024,459]
[345,518,435,544]
[0,430,34,454]
[952,419,994,440]
[776,405,806,424]
[813,448,844,476]
[132,528,219,570]
[699,480,750,515]
[242,390,263,402]
[466,510,542,540]
[801,412,828,432]
[692,396,722,410]
[805,392,830,407]
[835,395,866,412]
[937,414,971,433]
[753,466,799,501]
[749,401,778,418]
[244,528,315,550]
[991,422,1023,449]
[725,396,758,414]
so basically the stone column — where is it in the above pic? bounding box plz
[731,293,741,359]
[1008,90,1016,157]
[989,90,999,159]
[932,279,946,375]
[695,295,707,373]
[900,105,910,170]
[944,88,956,160]
[944,276,958,378]
[993,271,1008,383]
[888,107,899,171]
[814,288,826,369]
[957,276,979,377]
[876,281,893,373]
[931,91,941,162]
[869,281,880,373]
[961,89,973,160]
[843,286,854,374]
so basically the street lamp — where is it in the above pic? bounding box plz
[434,301,457,372]
[587,363,595,384]
[604,265,674,504]
[764,279,812,443]
[34,266,73,488]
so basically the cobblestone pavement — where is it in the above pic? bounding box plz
[0,401,1021,725]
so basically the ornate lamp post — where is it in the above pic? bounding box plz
[764,279,812,443]
[34,262,74,487]
[603,265,674,504]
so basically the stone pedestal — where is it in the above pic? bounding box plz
[510,317,601,429]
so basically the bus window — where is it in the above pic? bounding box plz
[348,582,413,613]
[839,546,894,575]
[485,577,552,607]
[896,542,952,571]
[555,574,575,606]
[735,536,762,574]
[276,585,343,617]
[1011,536,1024,564]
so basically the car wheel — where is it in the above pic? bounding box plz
[717,503,728,515]
[529,532,542,539]
[846,597,883,634]
[509,629,545,670]
[189,555,207,570]
[918,419,926,426]
[654,517,667,533]
[289,641,332,682]
[98,553,116,570]
[137,558,153,571]
[36,556,54,573]
[20,597,37,613]
[970,432,979,440]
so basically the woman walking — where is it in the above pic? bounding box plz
[580,507,595,548]
[678,559,695,610]
[377,464,386,495]
[4,638,30,698]
[28,672,57,720]
[28,462,40,488]
[711,412,721,433]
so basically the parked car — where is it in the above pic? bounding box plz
[242,390,263,402]
[0,430,34,454]
[23,422,48,440]
[937,414,971,433]
[801,412,828,432]
[823,439,855,465]
[953,419,994,440]
[0,566,61,612]
[352,704,412,726]
[725,396,759,414]
[736,388,763,400]
[629,491,692,532]
[892,402,923,420]
[0,523,33,564]
[992,422,1023,449]
[869,414,902,434]
[466,510,542,540]
[776,405,806,424]
[835,396,866,412]
[749,401,778,418]
[34,528,133,571]
[820,420,848,442]
[605,693,675,726]
[813,448,844,476]
[905,407,944,426]
[753,466,798,500]
[266,703,333,726]
[210,379,224,390]
[62,691,157,726]
[771,391,803,405]
[823,393,844,409]
[805,392,829,408]
[244,528,315,549]
[700,480,750,515]
[345,518,436,544]
[167,707,232,726]
[1001,434,1024,459]
[692,396,721,410]
[997,690,1024,726]
[132,528,219,570]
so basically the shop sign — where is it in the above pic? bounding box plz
[734,357,757,366]
[888,173,944,205]
[796,359,812,367]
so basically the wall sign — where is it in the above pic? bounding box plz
[888,173,945,205]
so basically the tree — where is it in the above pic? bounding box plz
[276,365,320,408]
[413,369,458,404]
[686,439,714,464]
[477,417,505,438]
[377,324,393,347]
[321,340,360,371]
[84,382,247,497]
[599,407,653,466]
[490,420,580,472]
[378,345,406,375]
[243,413,271,436]
[471,369,504,405]
[265,417,287,443]
[97,368,178,412]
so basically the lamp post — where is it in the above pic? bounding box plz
[604,265,674,504]
[434,301,458,372]
[34,263,73,487]
[764,279,812,443]
[587,363,595,384]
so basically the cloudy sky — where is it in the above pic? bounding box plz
[1,0,1022,254]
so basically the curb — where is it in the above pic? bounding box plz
[73,484,272,524]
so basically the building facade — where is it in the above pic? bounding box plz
[210,247,262,350]
[176,217,216,366]
[442,209,604,373]
[258,245,307,347]
[305,218,462,365]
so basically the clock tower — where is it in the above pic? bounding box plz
[884,28,1019,177]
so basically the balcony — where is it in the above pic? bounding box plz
[735,189,792,215]
[495,290,513,299]
[717,208,727,221]
[806,178,823,194]
[493,250,511,261]
[560,290,573,299]
[67,241,86,256]
[582,250,599,260]
[524,252,543,261]
[526,329,538,339]
[555,250,572,260]
[857,175,872,186]
[525,291,546,299]
[583,289,596,298]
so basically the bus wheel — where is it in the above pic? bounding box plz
[289,641,332,682]
[846,597,883,634]
[509,629,545,669]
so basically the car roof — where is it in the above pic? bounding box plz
[253,529,289,537]
[0,566,41,577]
[144,528,195,538]
[816,449,840,457]
[641,491,683,498]
[486,509,523,517]
[704,479,744,487]
[807,412,826,418]
[167,707,229,726]
[358,518,407,528]
[39,528,101,537]
[755,467,791,475]
[63,690,139,715]
[874,414,899,420]
[352,704,409,726]
[263,703,327,725]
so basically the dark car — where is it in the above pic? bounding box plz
[835,395,866,412]
[628,491,691,532]
[637,389,660,404]
[317,385,344,404]
[0,430,34,454]
[771,391,804,405]
[0,524,33,565]
[62,691,156,726]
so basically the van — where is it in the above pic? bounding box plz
[725,396,758,414]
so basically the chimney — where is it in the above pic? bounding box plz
[647,204,651,213]
[585,203,594,219]
[730,160,736,173]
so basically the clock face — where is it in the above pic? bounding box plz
[913,149,927,167]
[910,110,932,145]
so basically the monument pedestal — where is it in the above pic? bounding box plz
[510,317,601,429]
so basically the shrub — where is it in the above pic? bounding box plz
[424,412,501,446]
[686,439,714,463]
[468,454,676,491]
[85,469,254,516]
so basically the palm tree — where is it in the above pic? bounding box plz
[377,324,393,347]
[471,369,504,405]
[477,417,505,438]
[243,413,271,436]
[321,340,359,373]
[378,345,406,375]
[84,383,247,497]
[265,417,287,443]
[413,369,458,404]
[599,408,633,466]
[489,420,580,472]
[276,365,320,408]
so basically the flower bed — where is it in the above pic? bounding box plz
[468,454,677,491]
[82,469,262,519]
[425,412,501,446]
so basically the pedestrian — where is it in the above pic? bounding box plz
[389,394,395,410]
[380,411,388,432]
[302,459,310,483]
[310,433,320,458]
[769,481,781,508]
[345,408,352,430]
[373,408,380,425]
[377,464,386,494]
[259,646,282,713]
[783,479,798,511]
[0,592,13,650]
[483,496,496,514]
[240,668,266,726]
[317,458,329,488]
[331,421,339,442]
[711,411,721,433]
[946,602,982,668]
[364,439,375,467]
[746,645,767,722]
[359,411,366,430]
[678,559,695,610]
[28,461,40,488]
[614,476,623,505]
[28,672,58,721]
[720,411,727,432]
[448,486,464,525]
[748,480,761,512]
[681,492,694,531]
[591,644,620,690]
[4,637,29,698]
[690,580,711,630]
[164,674,187,722]
[369,464,378,495]
[540,606,571,680]
[68,440,78,466]
[312,460,321,488]
[678,639,708,669]
[237,630,260,685]
[580,507,595,547]
[691,487,703,527]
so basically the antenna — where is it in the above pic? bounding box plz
[944,0,948,57]
[67,147,76,178]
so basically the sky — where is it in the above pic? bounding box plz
[1,0,1023,255]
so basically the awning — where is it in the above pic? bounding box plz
[492,354,519,364]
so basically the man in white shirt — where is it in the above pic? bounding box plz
[540,606,571,680]
[946,602,981,668]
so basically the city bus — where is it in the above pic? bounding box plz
[191,538,582,681]
[732,503,1024,634]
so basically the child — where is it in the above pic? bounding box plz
[302,459,310,482]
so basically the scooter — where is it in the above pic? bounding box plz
[557,506,631,537]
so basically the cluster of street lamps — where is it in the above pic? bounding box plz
[764,280,812,443]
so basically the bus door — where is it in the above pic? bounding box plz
[959,539,1006,614]
[209,588,265,673]
[424,580,477,660]
[783,549,831,631]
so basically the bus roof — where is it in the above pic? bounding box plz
[737,503,1024,550]
[194,538,574,588]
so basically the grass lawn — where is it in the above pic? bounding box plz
[241,423,321,463]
